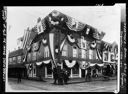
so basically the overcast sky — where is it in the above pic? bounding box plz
[7,5,122,52]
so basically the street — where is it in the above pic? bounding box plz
[6,77,118,92]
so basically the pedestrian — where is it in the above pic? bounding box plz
[58,69,64,85]
[85,67,91,82]
[17,70,22,83]
[63,68,69,84]
[53,67,58,84]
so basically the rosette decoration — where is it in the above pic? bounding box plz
[90,41,97,49]
[78,61,90,69]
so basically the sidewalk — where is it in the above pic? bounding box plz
[8,76,117,85]
[43,76,117,84]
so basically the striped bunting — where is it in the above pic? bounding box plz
[22,28,38,62]
[66,16,85,32]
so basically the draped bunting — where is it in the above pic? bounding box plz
[66,16,86,32]
[97,63,104,67]
[89,62,104,67]
[67,34,76,43]
[90,41,97,49]
[43,60,51,64]
[42,38,47,44]
[89,63,96,67]
[42,34,49,46]
[36,62,43,66]
[64,60,76,68]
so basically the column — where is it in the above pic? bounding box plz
[79,68,81,78]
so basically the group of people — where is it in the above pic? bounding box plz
[53,67,70,85]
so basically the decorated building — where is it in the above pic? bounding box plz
[8,10,118,79]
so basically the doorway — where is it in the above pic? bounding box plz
[81,69,85,77]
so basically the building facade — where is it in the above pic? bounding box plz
[8,10,118,79]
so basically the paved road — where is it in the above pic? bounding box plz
[6,78,118,92]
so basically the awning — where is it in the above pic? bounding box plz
[64,60,76,68]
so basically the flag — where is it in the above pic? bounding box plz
[22,27,38,62]
[37,17,46,34]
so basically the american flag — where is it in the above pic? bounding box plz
[22,27,38,62]
[41,19,46,31]
[66,16,85,32]
[37,18,46,34]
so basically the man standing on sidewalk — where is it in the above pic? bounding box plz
[17,70,22,83]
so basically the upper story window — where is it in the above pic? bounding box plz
[17,56,21,63]
[81,49,86,58]
[27,53,31,62]
[62,44,68,56]
[44,46,49,58]
[10,58,12,62]
[13,57,16,61]
[81,36,87,49]
[89,50,93,59]
[73,46,78,57]
[110,53,115,62]
[103,51,109,62]
[32,52,37,61]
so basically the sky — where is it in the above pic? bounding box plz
[7,5,122,52]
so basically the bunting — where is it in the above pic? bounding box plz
[64,60,76,68]
[66,16,85,32]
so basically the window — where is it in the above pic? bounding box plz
[110,53,115,62]
[32,52,37,61]
[62,44,68,56]
[13,57,16,61]
[27,53,31,62]
[17,56,21,63]
[89,50,93,59]
[73,46,77,57]
[103,52,109,62]
[81,49,86,58]
[44,46,49,58]
[81,36,86,49]
[9,58,12,64]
